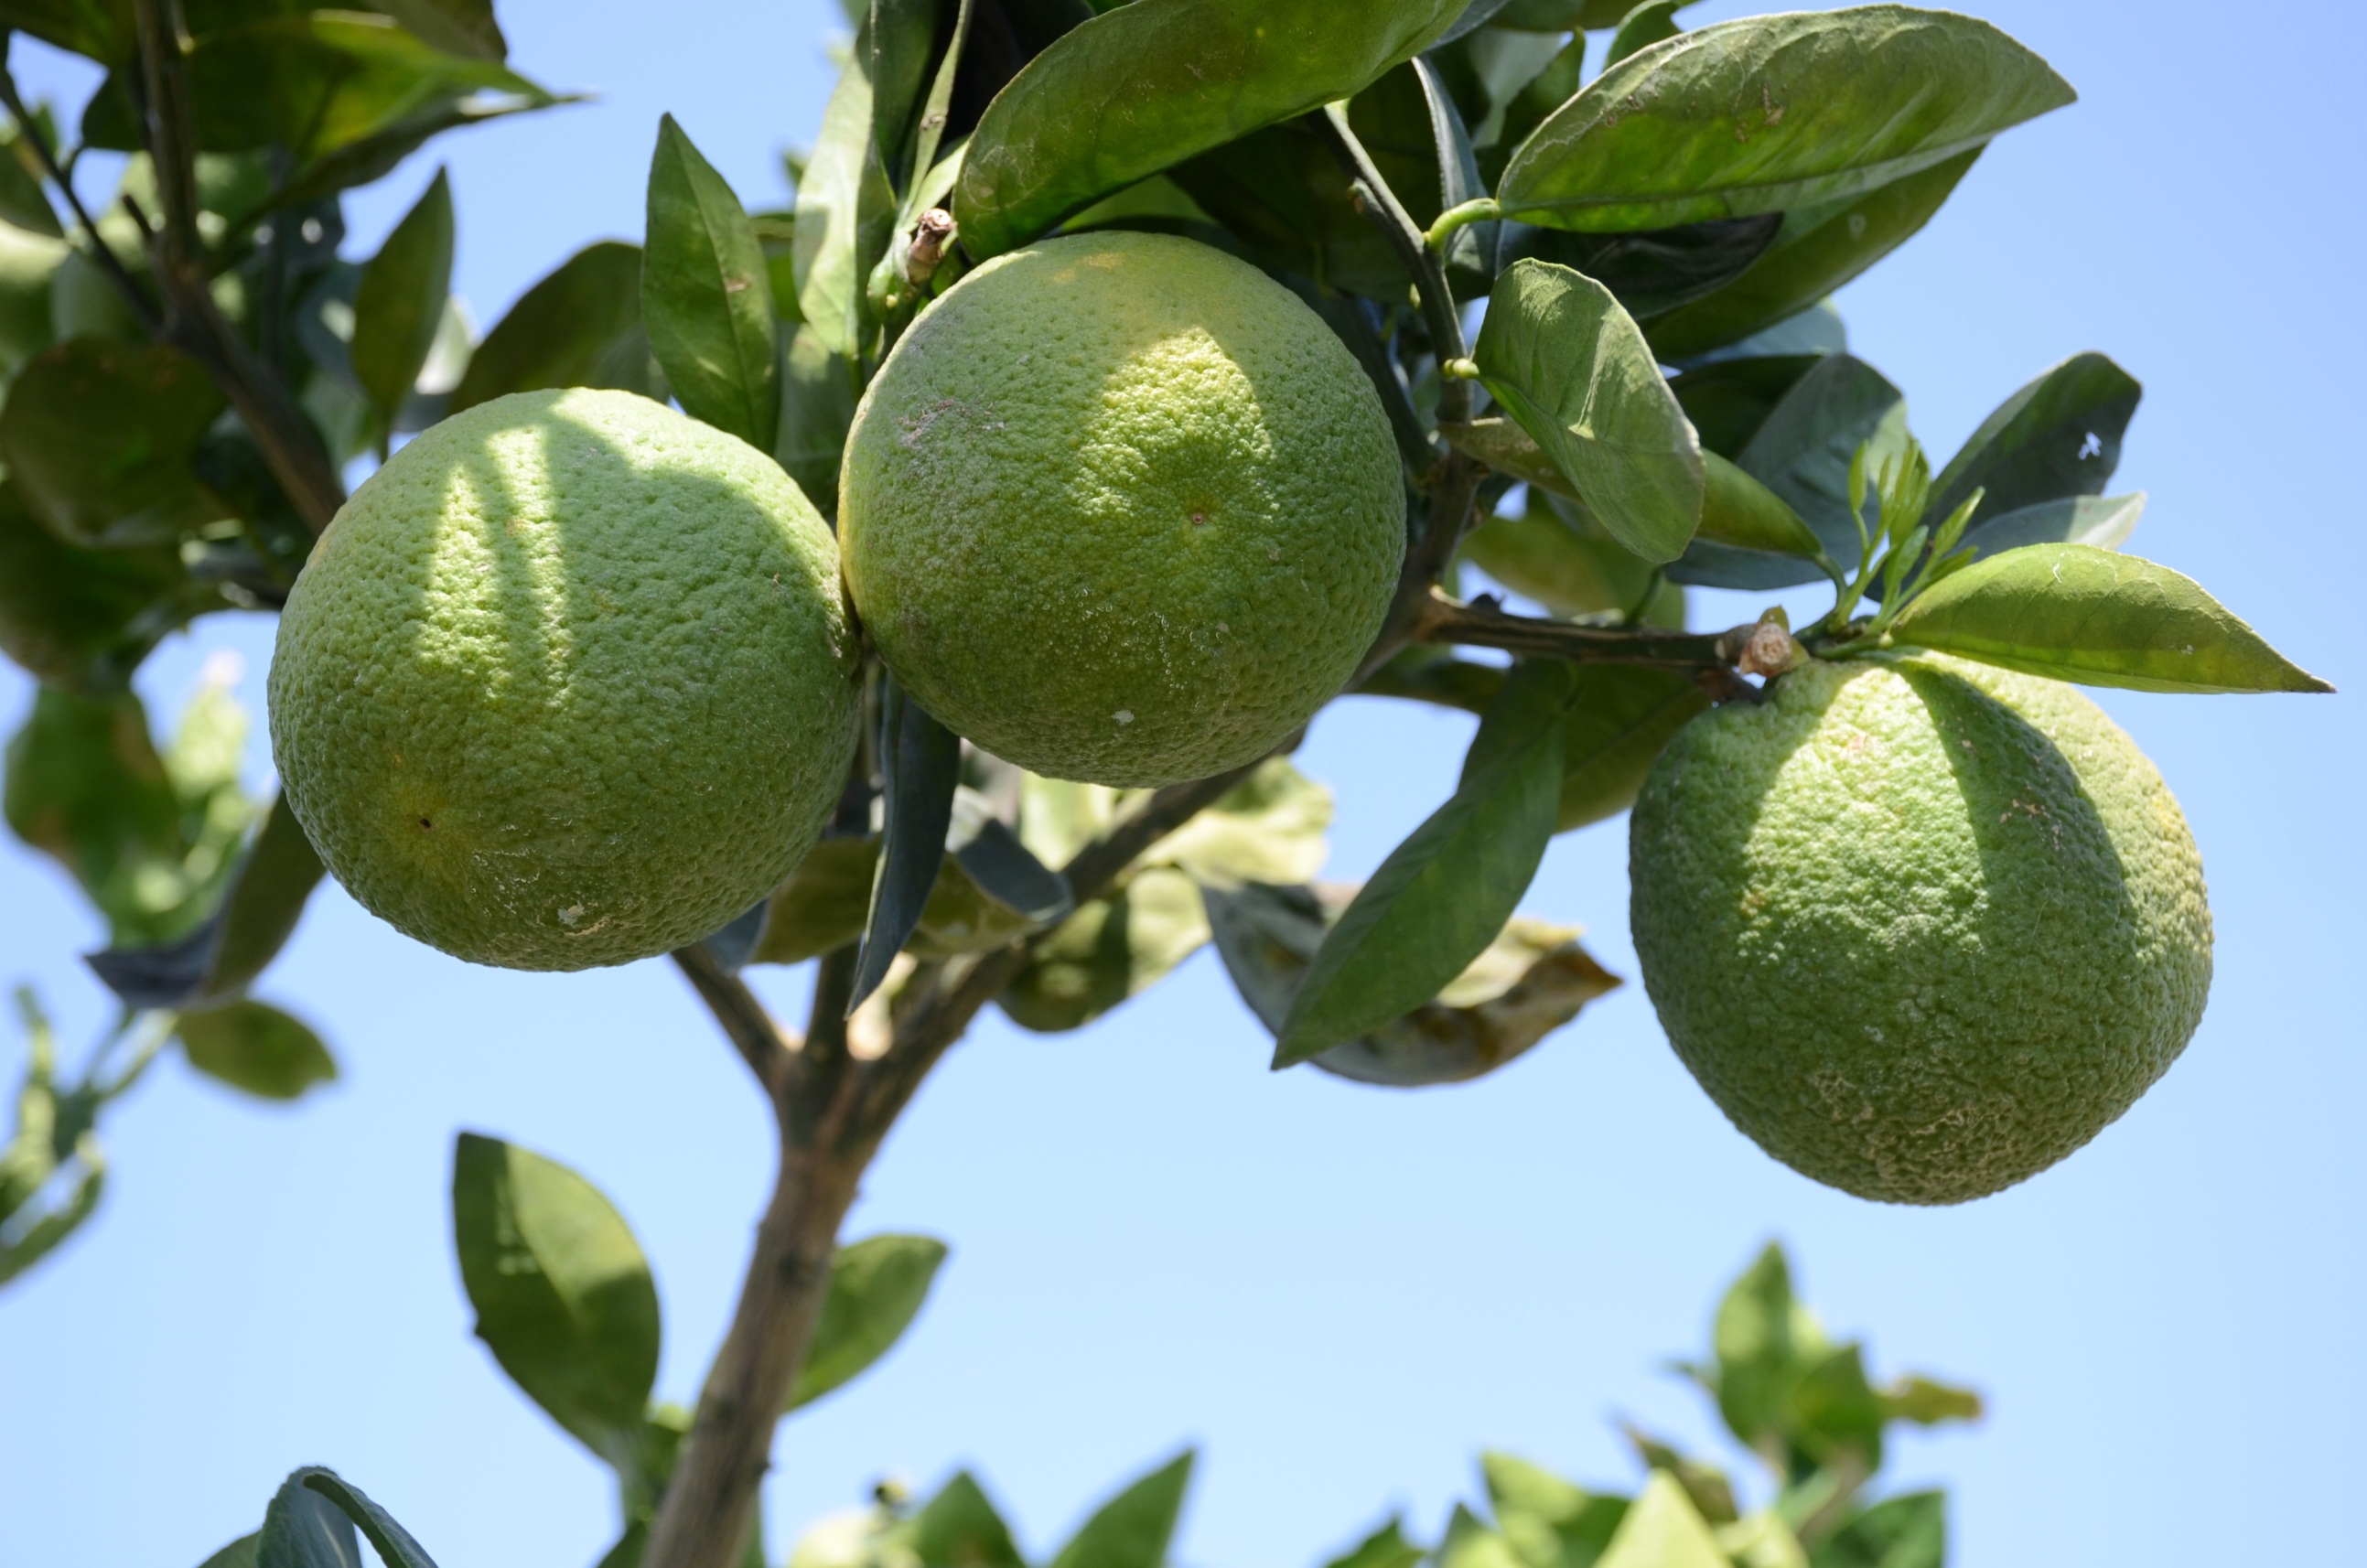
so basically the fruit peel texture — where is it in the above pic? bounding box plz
[840,231,1404,788]
[1629,652,2211,1205]
[269,387,861,972]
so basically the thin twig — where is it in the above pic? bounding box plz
[1416,589,1754,670]
[670,946,798,1105]
[0,75,164,334]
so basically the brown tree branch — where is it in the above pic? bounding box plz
[670,945,798,1107]
[644,757,1264,1568]
[0,76,164,334]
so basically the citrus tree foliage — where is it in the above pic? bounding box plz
[0,0,2329,1565]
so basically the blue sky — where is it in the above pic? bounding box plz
[2,2,2361,1565]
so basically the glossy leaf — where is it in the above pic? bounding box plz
[1673,351,1903,588]
[954,0,1469,258]
[644,115,780,448]
[448,242,662,413]
[451,1133,661,1470]
[1812,1491,1943,1568]
[1790,1342,1888,1470]
[997,866,1209,1034]
[177,1000,336,1101]
[788,1232,950,1410]
[1415,55,1496,279]
[0,478,197,694]
[1353,647,1507,715]
[195,1534,261,1568]
[256,1470,362,1568]
[1146,757,1332,890]
[372,0,506,61]
[294,1469,441,1568]
[1603,1,1682,69]
[1958,491,2142,562]
[794,20,898,357]
[0,340,228,548]
[1049,1451,1194,1568]
[1498,7,2073,231]
[351,167,455,434]
[1595,1473,1727,1568]
[852,682,962,1012]
[0,217,63,352]
[1475,259,1703,564]
[1927,351,2141,526]
[1883,543,2330,694]
[1644,151,1977,361]
[1275,662,1571,1063]
[1555,666,1710,830]
[1710,1243,1824,1447]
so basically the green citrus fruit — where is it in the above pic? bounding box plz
[840,231,1404,788]
[269,388,860,972]
[1629,652,2211,1204]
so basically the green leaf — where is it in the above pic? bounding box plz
[1459,489,1684,627]
[997,866,1210,1033]
[1673,352,1903,589]
[1482,1452,1630,1568]
[85,792,327,1012]
[1879,1374,1983,1426]
[0,0,134,62]
[775,323,860,510]
[1210,883,1619,1087]
[1883,543,2332,694]
[1501,213,1781,321]
[1788,1343,1887,1472]
[0,477,198,694]
[1697,451,1829,567]
[794,20,898,357]
[1440,1505,1524,1568]
[1145,757,1332,890]
[1593,1473,1727,1568]
[1669,354,1823,458]
[1710,1243,1826,1449]
[177,1000,336,1101]
[256,1470,361,1568]
[448,242,662,413]
[1957,492,2142,563]
[886,1472,1027,1568]
[953,0,1469,258]
[371,0,507,62]
[1168,118,1410,305]
[1474,259,1703,564]
[294,1469,441,1568]
[1274,661,1571,1063]
[1555,666,1709,831]
[0,218,63,357]
[788,1232,950,1410]
[1620,1429,1737,1525]
[1354,646,1508,715]
[1927,351,2141,527]
[1498,6,2073,231]
[4,686,186,941]
[1643,151,1978,362]
[753,837,880,965]
[947,815,1075,929]
[853,680,961,1011]
[195,1534,261,1568]
[1809,1492,1942,1568]
[1321,1519,1426,1568]
[1049,1451,1194,1568]
[350,167,455,435]
[1602,2,1682,70]
[644,114,780,448]
[451,1133,661,1470]
[0,340,228,548]
[80,13,560,165]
